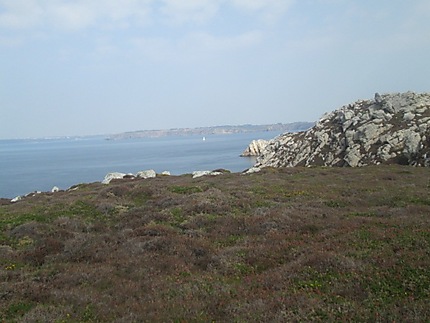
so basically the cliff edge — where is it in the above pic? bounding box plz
[254,92,430,169]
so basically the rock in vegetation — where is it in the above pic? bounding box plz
[101,170,160,185]
[102,172,127,184]
[241,139,269,157]
[192,170,224,178]
[51,186,60,193]
[255,92,430,168]
[11,195,22,203]
[244,166,262,174]
[136,169,156,179]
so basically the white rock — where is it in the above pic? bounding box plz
[241,139,269,157]
[344,145,362,167]
[192,171,212,178]
[102,172,126,185]
[382,101,395,113]
[244,167,262,174]
[403,130,421,155]
[51,186,60,193]
[20,191,41,198]
[136,169,156,179]
[374,92,383,104]
[340,110,355,122]
[418,117,430,125]
[403,112,415,121]
[377,144,393,161]
[11,196,22,203]
[161,171,171,176]
[192,170,224,178]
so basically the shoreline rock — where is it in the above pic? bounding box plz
[255,92,430,168]
[240,139,269,157]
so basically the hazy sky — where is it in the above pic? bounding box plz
[1,0,429,139]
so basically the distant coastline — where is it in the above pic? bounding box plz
[106,122,314,140]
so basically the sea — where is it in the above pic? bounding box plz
[0,131,280,199]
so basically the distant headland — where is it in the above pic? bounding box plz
[106,122,314,140]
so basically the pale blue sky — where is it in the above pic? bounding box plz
[1,0,429,139]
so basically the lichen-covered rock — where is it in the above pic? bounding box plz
[255,92,430,168]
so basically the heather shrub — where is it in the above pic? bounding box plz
[21,236,64,266]
[10,221,47,239]
[1,166,429,322]
[20,305,74,323]
[61,232,117,263]
[99,184,131,198]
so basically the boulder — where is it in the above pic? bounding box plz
[192,170,223,179]
[11,196,22,203]
[102,172,126,185]
[192,171,212,178]
[374,92,383,104]
[244,166,262,174]
[136,170,156,179]
[51,186,60,193]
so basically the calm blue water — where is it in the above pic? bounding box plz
[0,131,278,198]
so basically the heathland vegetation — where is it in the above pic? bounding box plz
[1,166,429,321]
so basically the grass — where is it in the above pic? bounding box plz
[0,165,429,322]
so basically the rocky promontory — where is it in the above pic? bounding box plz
[253,92,430,169]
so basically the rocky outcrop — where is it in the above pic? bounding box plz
[241,139,269,157]
[254,92,430,169]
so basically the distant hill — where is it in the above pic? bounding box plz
[253,92,430,169]
[107,122,314,140]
